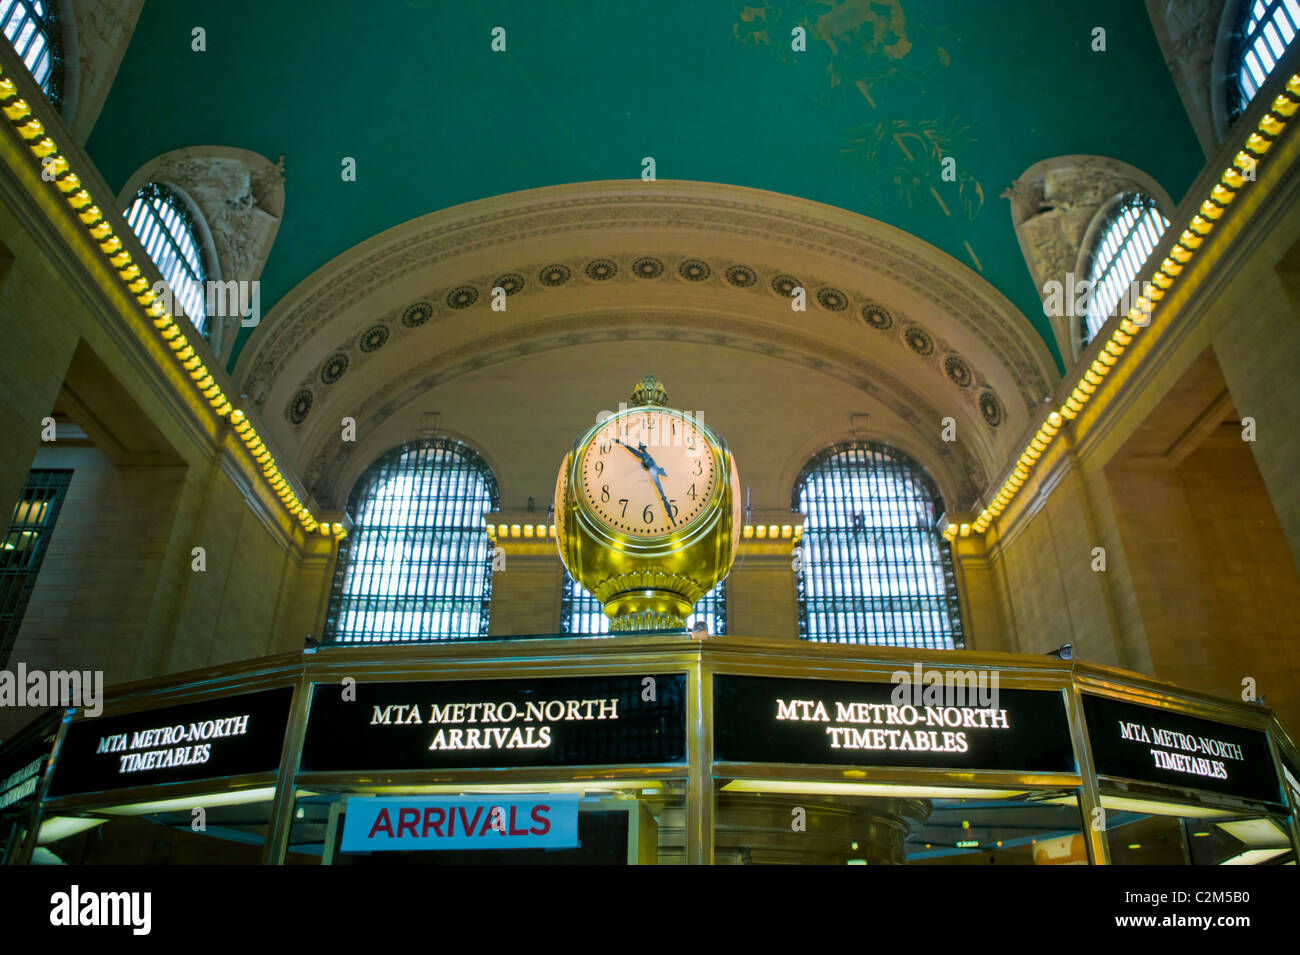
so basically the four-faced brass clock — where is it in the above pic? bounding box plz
[555,375,741,632]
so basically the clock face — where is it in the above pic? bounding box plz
[578,410,718,538]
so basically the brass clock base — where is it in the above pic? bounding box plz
[603,589,694,632]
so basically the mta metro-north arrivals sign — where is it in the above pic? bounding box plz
[713,674,1076,773]
[48,687,295,797]
[300,674,687,771]
[1082,694,1280,803]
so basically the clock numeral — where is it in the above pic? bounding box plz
[687,483,696,500]
[642,504,654,524]
[599,440,612,454]
[601,485,609,503]
[693,460,702,476]
[669,500,679,520]
[594,459,604,475]
[685,435,695,449]
[618,498,628,517]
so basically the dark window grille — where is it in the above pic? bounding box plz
[1082,194,1167,347]
[125,183,208,335]
[1,0,63,107]
[793,442,963,648]
[0,469,71,665]
[324,439,499,644]
[1231,0,1299,123]
[559,570,726,635]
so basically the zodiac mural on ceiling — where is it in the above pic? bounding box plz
[734,0,984,263]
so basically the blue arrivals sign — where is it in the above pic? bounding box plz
[340,795,581,852]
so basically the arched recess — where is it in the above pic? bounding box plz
[1146,0,1230,158]
[57,0,144,143]
[233,181,1058,518]
[116,146,285,364]
[1005,156,1175,368]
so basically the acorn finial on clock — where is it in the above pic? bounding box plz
[631,374,667,407]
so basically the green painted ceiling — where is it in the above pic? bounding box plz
[88,1,1204,374]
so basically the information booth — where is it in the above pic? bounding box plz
[2,635,1297,865]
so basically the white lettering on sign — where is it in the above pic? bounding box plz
[1115,719,1244,782]
[775,698,1012,753]
[93,715,252,775]
[367,697,620,752]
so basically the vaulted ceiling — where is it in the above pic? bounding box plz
[87,0,1204,374]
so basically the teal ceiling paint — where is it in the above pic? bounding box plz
[87,1,1203,374]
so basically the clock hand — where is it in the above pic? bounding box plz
[614,438,650,468]
[650,469,675,526]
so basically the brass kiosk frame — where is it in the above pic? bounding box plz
[7,634,1299,865]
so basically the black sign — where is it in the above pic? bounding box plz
[0,733,54,824]
[714,674,1076,773]
[1082,694,1280,803]
[301,674,686,771]
[48,687,294,797]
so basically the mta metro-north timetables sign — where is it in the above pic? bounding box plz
[713,674,1077,773]
[300,674,687,771]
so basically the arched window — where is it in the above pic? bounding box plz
[1082,194,1168,346]
[2,1,62,105]
[794,442,962,648]
[324,439,499,643]
[1231,0,1300,122]
[560,570,727,635]
[125,183,209,335]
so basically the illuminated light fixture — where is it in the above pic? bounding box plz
[1178,230,1202,250]
[1271,94,1297,118]
[511,524,521,537]
[1210,184,1236,205]
[755,525,768,538]
[534,524,546,537]
[88,220,112,239]
[77,205,102,225]
[118,264,140,281]
[522,524,534,538]
[781,524,793,538]
[1260,113,1285,135]
[767,524,779,538]
[793,524,804,539]
[332,523,345,537]
[2,98,31,121]
[1047,411,1063,426]
[1112,330,1132,346]
[65,189,90,209]
[549,524,557,537]
[1169,244,1193,264]
[1188,215,1212,235]
[742,524,754,538]
[1060,406,1077,421]
[1222,167,1246,190]
[97,235,120,254]
[721,779,1026,800]
[1245,133,1273,155]
[1104,340,1124,357]
[108,250,131,268]
[958,523,971,537]
[16,117,44,139]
